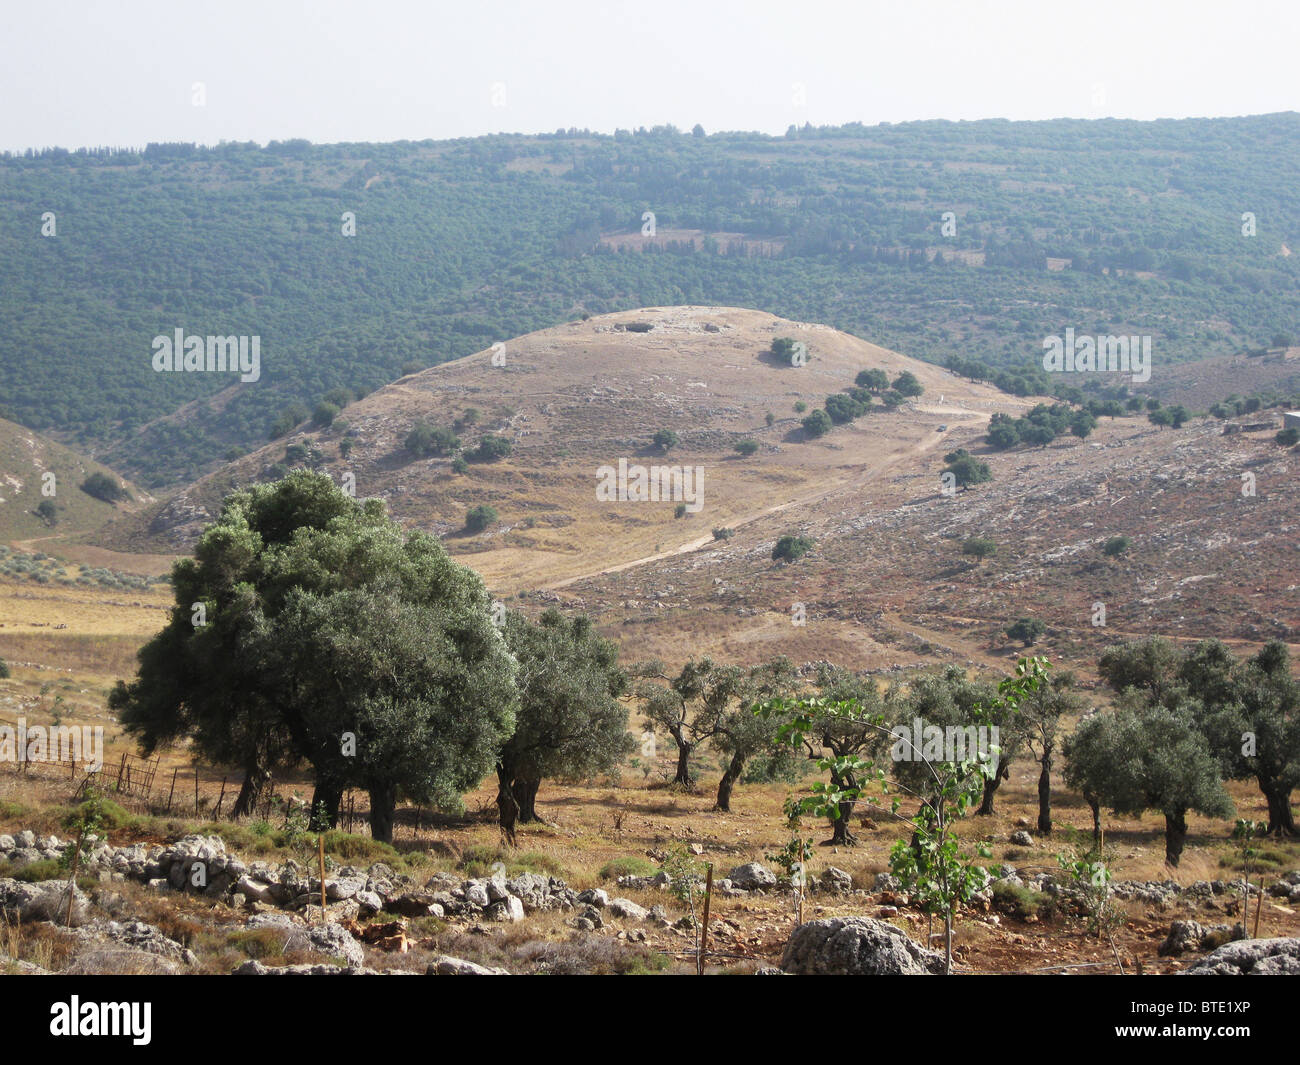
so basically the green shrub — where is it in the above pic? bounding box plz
[1102,535,1131,558]
[599,856,658,880]
[321,830,404,865]
[772,534,813,563]
[1005,617,1046,647]
[62,796,135,832]
[1,858,64,883]
[470,435,513,462]
[991,881,1054,920]
[465,504,498,533]
[0,799,29,820]
[405,422,460,457]
[801,409,832,438]
[228,927,287,960]
[459,844,566,879]
[962,537,998,560]
[80,472,129,504]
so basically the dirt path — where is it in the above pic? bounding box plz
[547,414,979,590]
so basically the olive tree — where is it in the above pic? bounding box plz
[494,609,632,837]
[637,658,746,786]
[111,471,518,842]
[710,657,800,812]
[1065,702,1232,865]
[1022,671,1084,833]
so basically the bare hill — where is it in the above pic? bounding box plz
[0,416,153,547]
[1139,349,1300,410]
[99,307,1033,594]
[542,414,1299,677]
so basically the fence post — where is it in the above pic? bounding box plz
[166,768,178,813]
[213,777,227,821]
[318,834,328,923]
[64,827,84,926]
[698,863,714,975]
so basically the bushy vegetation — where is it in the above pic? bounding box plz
[961,537,997,561]
[470,435,513,462]
[986,403,1108,450]
[79,472,129,504]
[1067,636,1300,861]
[6,115,1299,488]
[0,545,168,589]
[772,534,813,563]
[405,422,461,457]
[464,504,498,533]
[800,409,832,438]
[943,449,992,490]
[652,429,679,452]
[1103,535,1132,557]
[1005,617,1046,647]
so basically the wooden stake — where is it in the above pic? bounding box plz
[318,834,328,923]
[697,863,714,975]
[1253,879,1264,939]
[213,776,227,821]
[166,767,178,813]
[194,767,200,818]
[64,828,84,926]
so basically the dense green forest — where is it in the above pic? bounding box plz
[2,114,1298,487]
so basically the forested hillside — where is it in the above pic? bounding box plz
[2,114,1298,488]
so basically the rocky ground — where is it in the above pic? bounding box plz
[3,828,1298,975]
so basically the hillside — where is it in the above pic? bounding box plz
[3,114,1299,489]
[99,306,1032,587]
[543,411,1300,676]
[1138,349,1300,410]
[9,308,1300,982]
[103,306,1300,681]
[0,415,152,545]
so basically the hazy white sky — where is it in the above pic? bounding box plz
[1,0,1296,151]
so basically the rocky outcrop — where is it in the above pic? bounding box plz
[725,863,778,891]
[1158,920,1245,957]
[426,955,509,975]
[0,878,90,926]
[781,917,946,975]
[1180,938,1300,975]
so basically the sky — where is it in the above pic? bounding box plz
[1,0,1297,152]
